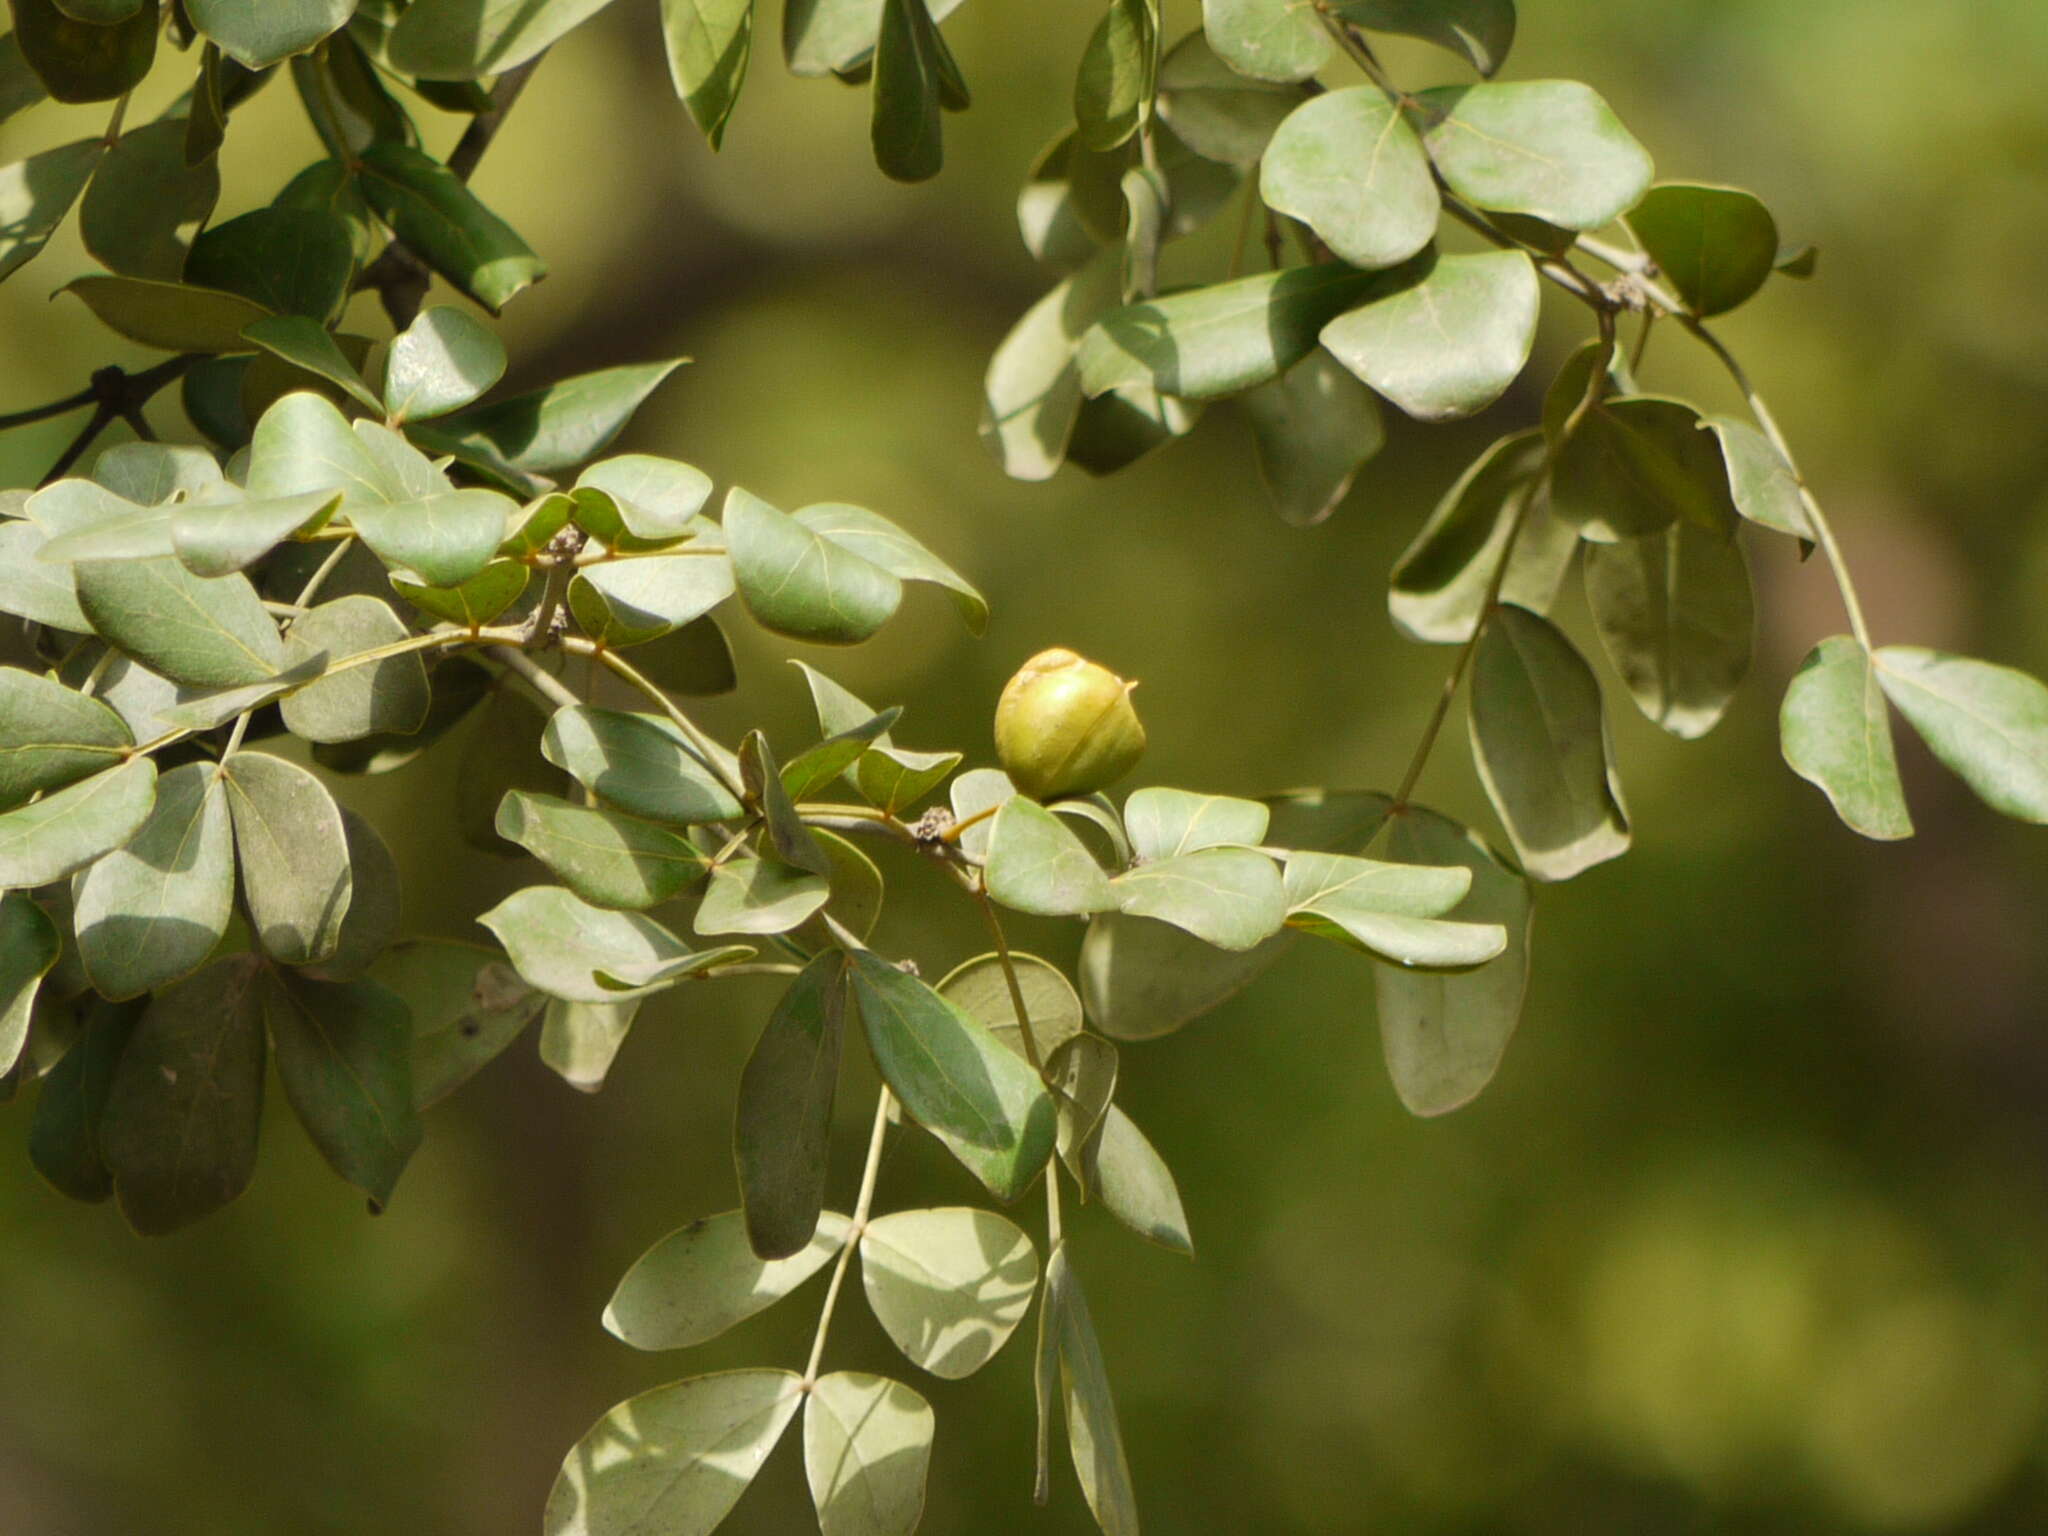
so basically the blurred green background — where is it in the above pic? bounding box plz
[6,1,2048,1531]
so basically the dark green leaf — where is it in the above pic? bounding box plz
[1079,910,1287,1041]
[303,807,402,983]
[0,890,59,1076]
[391,557,531,629]
[188,207,358,323]
[604,1209,851,1349]
[0,665,132,810]
[1585,519,1753,738]
[357,142,546,312]
[736,949,846,1259]
[782,0,963,76]
[1238,349,1384,526]
[739,730,829,874]
[0,138,101,282]
[1468,603,1630,880]
[541,704,742,824]
[1320,249,1540,421]
[1550,396,1740,543]
[1334,0,1515,76]
[9,0,156,102]
[727,487,902,645]
[417,361,684,473]
[1874,648,2048,824]
[1626,182,1778,317]
[379,938,545,1108]
[63,274,273,353]
[1259,88,1438,271]
[1074,0,1155,152]
[388,0,620,78]
[222,750,354,964]
[28,996,139,1202]
[101,955,266,1235]
[72,761,233,1000]
[80,119,219,279]
[190,0,353,68]
[0,31,50,126]
[871,0,943,182]
[0,758,157,888]
[1410,81,1652,231]
[497,790,709,910]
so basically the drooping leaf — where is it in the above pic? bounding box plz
[262,968,422,1207]
[0,891,59,1077]
[545,1370,804,1536]
[1468,603,1630,880]
[1077,263,1380,401]
[538,995,642,1092]
[278,595,432,744]
[1584,519,1754,739]
[0,758,157,889]
[0,31,50,126]
[385,306,507,423]
[726,487,902,645]
[540,705,743,825]
[1550,396,1740,543]
[0,138,102,282]
[100,955,266,1235]
[860,1207,1039,1378]
[1702,415,1814,541]
[847,948,1056,1202]
[1202,0,1329,83]
[0,666,132,811]
[1411,81,1652,231]
[79,119,220,280]
[1320,249,1541,421]
[1259,87,1438,271]
[1334,0,1515,76]
[804,1372,934,1536]
[497,791,709,911]
[662,0,753,148]
[374,939,544,1108]
[986,796,1116,917]
[221,751,354,964]
[739,729,830,875]
[736,950,846,1260]
[357,142,547,312]
[604,1209,852,1349]
[1074,0,1155,152]
[1238,349,1384,526]
[63,275,273,353]
[1041,1245,1140,1536]
[1046,1032,1117,1186]
[28,996,138,1201]
[1387,428,1577,644]
[1778,637,1912,841]
[871,0,944,182]
[1874,648,2048,824]
[189,0,356,68]
[1155,28,1302,165]
[388,0,622,78]
[71,762,233,1001]
[1083,1105,1192,1254]
[1373,804,1532,1115]
[417,361,685,474]
[1626,182,1778,317]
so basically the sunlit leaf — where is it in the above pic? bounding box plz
[1410,80,1652,231]
[804,1372,934,1536]
[72,762,233,1001]
[1874,647,2048,824]
[0,758,157,889]
[1320,249,1541,421]
[604,1208,853,1350]
[497,791,710,910]
[1260,88,1437,271]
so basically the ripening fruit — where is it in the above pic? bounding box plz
[993,648,1146,801]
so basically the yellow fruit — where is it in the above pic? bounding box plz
[993,648,1146,801]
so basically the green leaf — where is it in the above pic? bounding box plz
[384,307,506,422]
[804,1372,934,1536]
[1079,909,1286,1040]
[791,503,986,635]
[1626,182,1778,317]
[1238,349,1384,526]
[187,208,359,324]
[9,0,156,102]
[71,762,233,1001]
[871,0,944,182]
[262,969,422,1207]
[0,138,101,282]
[1047,1032,1117,1183]
[980,253,1123,481]
[604,1209,852,1349]
[1155,28,1302,165]
[1468,603,1630,880]
[317,654,491,776]
[100,955,266,1235]
[221,751,354,964]
[480,885,720,1001]
[0,891,59,1077]
[1388,428,1576,644]
[1124,787,1267,862]
[1873,648,2048,824]
[373,939,543,1108]
[244,390,386,506]
[156,650,333,734]
[1410,81,1652,231]
[574,455,716,546]
[726,487,902,645]
[1077,263,1380,401]
[696,857,831,935]
[0,31,50,126]
[79,119,220,280]
[497,786,707,908]
[0,516,92,629]
[1320,249,1541,421]
[739,729,830,875]
[662,0,753,148]
[277,595,431,744]
[1259,88,1438,271]
[351,489,516,588]
[1284,848,1504,969]
[0,758,157,889]
[173,489,341,577]
[397,561,530,628]
[417,362,685,474]
[735,950,845,1259]
[390,0,621,78]
[303,806,401,984]
[63,275,273,353]
[1112,846,1286,949]
[1334,0,1515,76]
[241,315,383,412]
[848,948,1056,1203]
[1075,0,1155,152]
[190,0,353,67]
[1082,1105,1191,1254]
[1373,804,1531,1115]
[1041,1245,1139,1536]
[538,995,641,1091]
[546,1370,804,1536]
[357,143,547,312]
[569,553,735,648]
[936,950,1084,1064]
[859,1207,1039,1378]
[541,705,743,825]
[1703,415,1814,541]
[1202,0,1329,82]
[783,0,964,75]
[0,666,132,811]
[986,796,1116,917]
[1775,241,1818,278]
[1585,520,1753,739]
[28,996,138,1201]
[1550,397,1740,543]
[781,708,901,803]
[89,442,226,505]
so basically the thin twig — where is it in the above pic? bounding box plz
[801,1090,894,1386]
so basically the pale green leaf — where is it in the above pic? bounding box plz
[0,758,157,889]
[1123,786,1267,862]
[986,796,1116,917]
[696,857,831,935]
[279,595,432,744]
[497,791,709,910]
[385,307,507,423]
[1259,87,1438,271]
[804,1372,934,1536]
[223,751,354,964]
[0,892,59,1077]
[1112,845,1286,950]
[860,1207,1039,1378]
[1411,81,1652,231]
[1585,519,1754,739]
[1779,635,1912,840]
[1320,249,1540,421]
[1202,0,1330,82]
[726,487,902,645]
[73,556,285,687]
[1874,647,2048,824]
[604,1208,853,1349]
